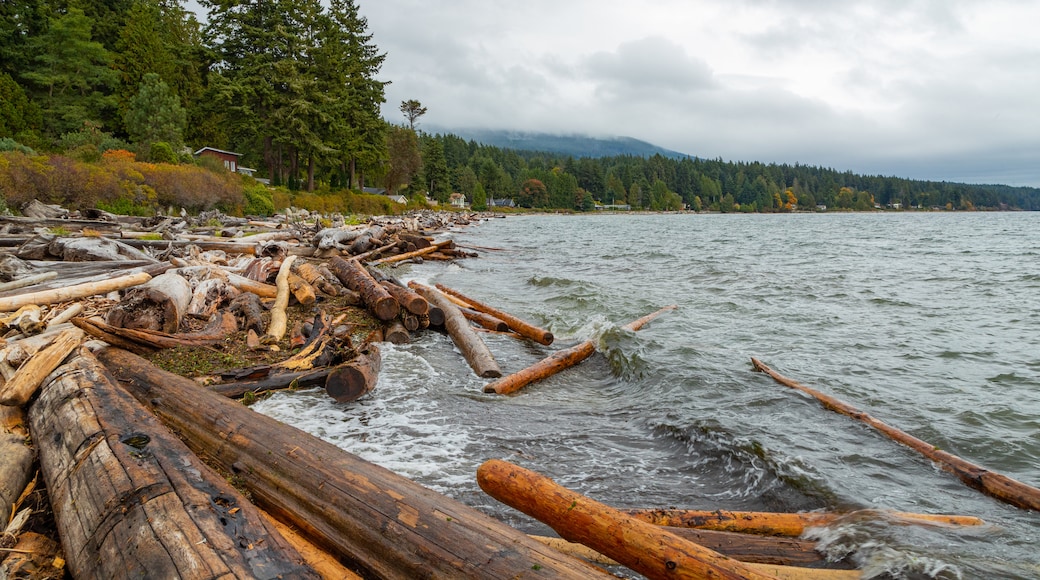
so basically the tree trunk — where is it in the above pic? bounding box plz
[325,345,381,403]
[752,358,1040,512]
[96,347,611,580]
[477,459,780,580]
[434,283,554,345]
[460,306,510,332]
[409,282,502,378]
[328,257,399,321]
[106,272,192,333]
[30,350,318,580]
[0,272,152,313]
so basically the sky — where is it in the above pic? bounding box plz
[353,0,1040,187]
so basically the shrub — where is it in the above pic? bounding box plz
[242,184,275,216]
[0,138,34,155]
[150,142,177,164]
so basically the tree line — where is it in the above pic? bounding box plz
[2,0,1038,214]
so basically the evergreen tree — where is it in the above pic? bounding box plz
[124,73,187,148]
[471,182,487,211]
[0,72,41,140]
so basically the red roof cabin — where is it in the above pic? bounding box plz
[194,147,241,173]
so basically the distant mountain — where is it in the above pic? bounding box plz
[428,127,691,159]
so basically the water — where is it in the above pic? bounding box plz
[253,213,1040,578]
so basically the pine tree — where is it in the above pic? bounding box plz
[124,73,187,149]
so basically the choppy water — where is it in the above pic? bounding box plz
[254,212,1040,579]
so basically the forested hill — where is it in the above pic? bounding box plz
[435,128,687,159]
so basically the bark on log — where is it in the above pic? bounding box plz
[328,257,399,321]
[30,350,318,580]
[96,347,610,579]
[460,306,511,332]
[751,358,1040,512]
[295,261,339,296]
[229,292,265,335]
[476,459,780,580]
[0,328,81,406]
[434,283,554,345]
[75,313,237,351]
[379,281,429,315]
[106,272,192,333]
[409,282,502,378]
[0,272,152,312]
[263,255,296,344]
[623,508,984,537]
[383,320,410,345]
[0,406,32,520]
[325,345,381,403]
[484,305,677,395]
[664,528,825,566]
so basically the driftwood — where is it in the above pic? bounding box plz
[623,508,984,537]
[434,283,554,345]
[0,272,152,312]
[751,358,1040,512]
[326,345,381,403]
[97,347,611,579]
[409,282,502,378]
[383,320,410,345]
[328,256,399,321]
[664,527,826,566]
[484,305,677,395]
[263,255,296,344]
[0,405,32,521]
[528,536,858,580]
[106,271,191,333]
[46,302,83,328]
[368,240,452,266]
[0,305,44,336]
[0,328,81,406]
[258,509,362,580]
[295,261,339,296]
[0,532,66,579]
[74,313,237,351]
[287,272,316,306]
[477,459,780,580]
[210,366,337,399]
[379,280,429,315]
[0,272,57,293]
[30,350,318,580]
[460,306,510,332]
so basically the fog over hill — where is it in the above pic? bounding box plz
[427,127,689,160]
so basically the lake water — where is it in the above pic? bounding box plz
[254,212,1040,579]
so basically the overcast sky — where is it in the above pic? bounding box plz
[354,1,1040,186]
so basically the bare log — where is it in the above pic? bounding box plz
[624,508,984,537]
[379,280,429,315]
[258,510,363,580]
[328,256,399,321]
[45,302,83,328]
[0,305,44,336]
[0,272,152,313]
[30,350,318,580]
[263,255,296,344]
[106,271,192,333]
[477,459,780,580]
[288,272,317,306]
[0,272,57,293]
[210,366,336,399]
[97,347,611,579]
[326,345,381,403]
[0,405,32,520]
[484,304,677,395]
[409,282,502,378]
[187,278,240,319]
[0,328,81,406]
[74,313,237,351]
[751,358,1040,512]
[383,320,410,345]
[664,527,826,566]
[434,283,554,345]
[460,306,511,332]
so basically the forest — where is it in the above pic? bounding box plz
[2,0,1039,216]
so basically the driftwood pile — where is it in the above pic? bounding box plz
[0,205,995,580]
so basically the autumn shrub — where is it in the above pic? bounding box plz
[345,191,396,215]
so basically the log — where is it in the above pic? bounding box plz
[75,313,237,351]
[46,302,82,328]
[0,405,32,520]
[325,345,381,403]
[623,508,984,537]
[0,532,66,579]
[229,292,265,335]
[434,283,554,345]
[258,510,363,580]
[263,255,296,344]
[29,350,318,580]
[379,280,429,315]
[383,320,410,345]
[409,282,502,378]
[402,312,421,331]
[0,272,152,313]
[460,306,510,332]
[0,328,81,406]
[476,459,780,580]
[288,272,317,306]
[295,261,339,296]
[328,256,399,321]
[0,272,57,293]
[664,527,826,566]
[96,347,611,579]
[105,271,192,333]
[528,536,859,580]
[484,304,677,395]
[187,277,240,319]
[367,240,452,266]
[751,358,1040,512]
[210,366,336,399]
[0,305,44,336]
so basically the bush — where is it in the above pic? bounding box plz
[150,142,177,164]
[0,138,34,155]
[242,184,275,216]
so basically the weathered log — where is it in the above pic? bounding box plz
[210,366,336,399]
[263,255,296,344]
[0,532,66,579]
[477,459,780,580]
[0,305,44,336]
[288,272,317,306]
[460,306,511,332]
[328,256,399,320]
[0,405,32,520]
[119,238,258,255]
[258,510,363,580]
[71,317,155,355]
[311,226,365,251]
[46,302,82,328]
[97,347,609,579]
[30,350,318,580]
[434,283,554,345]
[484,305,677,395]
[427,305,445,327]
[106,271,192,333]
[350,240,397,263]
[347,225,384,255]
[528,536,858,580]
[751,358,1040,512]
[409,282,502,378]
[0,328,81,406]
[369,240,453,266]
[379,280,429,315]
[326,345,381,403]
[295,261,339,296]
[383,320,410,345]
[187,277,240,319]
[0,272,151,312]
[623,508,984,537]
[0,272,57,293]
[228,292,265,335]
[75,313,237,351]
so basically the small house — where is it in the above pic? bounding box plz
[194,147,242,173]
[449,192,467,208]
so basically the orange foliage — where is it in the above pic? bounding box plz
[102,149,137,162]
